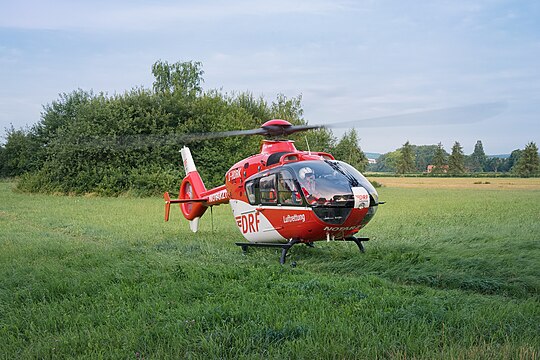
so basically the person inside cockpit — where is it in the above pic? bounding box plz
[299,167,319,203]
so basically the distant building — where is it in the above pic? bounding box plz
[426,164,449,173]
[368,158,377,164]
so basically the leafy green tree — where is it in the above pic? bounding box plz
[231,92,271,121]
[267,93,337,154]
[431,142,447,174]
[0,90,94,179]
[513,142,539,177]
[301,128,336,154]
[448,141,466,175]
[270,93,304,123]
[500,149,522,172]
[332,129,368,171]
[468,140,487,172]
[484,157,503,173]
[396,141,415,174]
[370,150,400,172]
[372,144,441,173]
[37,89,93,142]
[0,126,42,177]
[152,60,204,98]
[411,144,437,172]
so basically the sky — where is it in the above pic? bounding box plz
[0,0,539,154]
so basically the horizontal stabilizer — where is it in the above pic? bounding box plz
[164,192,208,221]
[167,198,208,204]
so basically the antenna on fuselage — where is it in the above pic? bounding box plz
[305,136,311,155]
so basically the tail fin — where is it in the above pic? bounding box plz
[181,146,198,174]
[179,147,207,232]
[164,147,208,232]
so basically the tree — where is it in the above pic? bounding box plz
[513,142,539,177]
[484,157,503,173]
[333,129,368,172]
[413,144,439,172]
[500,149,522,172]
[370,150,400,173]
[37,89,93,143]
[468,140,487,172]
[0,126,42,177]
[448,141,465,175]
[396,141,415,174]
[270,93,304,123]
[152,60,204,98]
[302,128,336,154]
[431,142,447,174]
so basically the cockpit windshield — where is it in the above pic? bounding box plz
[329,160,379,204]
[288,160,378,207]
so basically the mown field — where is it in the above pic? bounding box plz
[0,179,539,359]
[367,177,540,190]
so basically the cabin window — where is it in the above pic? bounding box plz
[245,180,259,205]
[259,174,277,204]
[246,170,303,206]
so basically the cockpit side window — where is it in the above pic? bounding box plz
[259,174,277,204]
[277,170,302,205]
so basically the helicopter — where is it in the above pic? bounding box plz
[163,103,505,264]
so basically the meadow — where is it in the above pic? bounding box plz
[0,179,538,359]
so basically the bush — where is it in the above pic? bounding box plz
[11,61,308,196]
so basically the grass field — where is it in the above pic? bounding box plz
[0,179,539,359]
[367,177,540,190]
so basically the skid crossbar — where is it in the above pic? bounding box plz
[235,239,301,265]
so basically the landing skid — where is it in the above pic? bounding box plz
[235,237,369,264]
[235,239,301,265]
[345,236,369,253]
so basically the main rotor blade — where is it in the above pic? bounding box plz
[75,101,506,149]
[182,127,267,141]
[323,102,506,129]
[177,123,322,141]
[79,128,268,148]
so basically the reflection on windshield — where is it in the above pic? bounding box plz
[289,160,378,207]
[293,161,353,206]
[333,160,379,204]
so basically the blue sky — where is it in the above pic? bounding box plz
[1,0,539,154]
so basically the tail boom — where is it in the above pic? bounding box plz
[163,185,230,221]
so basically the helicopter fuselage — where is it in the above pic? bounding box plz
[220,139,379,244]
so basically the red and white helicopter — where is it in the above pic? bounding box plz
[163,103,504,263]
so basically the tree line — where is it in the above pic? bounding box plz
[0,60,367,196]
[371,139,539,177]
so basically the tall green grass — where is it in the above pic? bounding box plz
[0,182,538,358]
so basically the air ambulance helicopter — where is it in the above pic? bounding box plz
[163,103,504,264]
